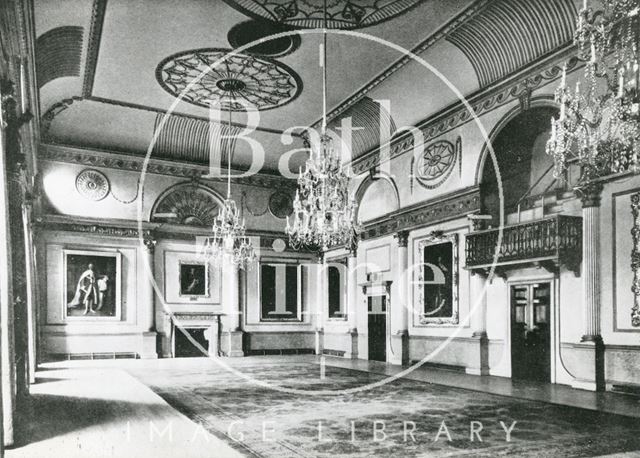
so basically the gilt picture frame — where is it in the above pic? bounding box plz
[63,249,122,321]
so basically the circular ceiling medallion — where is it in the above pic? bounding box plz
[269,191,293,219]
[156,48,302,111]
[415,141,457,189]
[222,0,426,29]
[228,20,301,57]
[272,238,287,253]
[75,169,110,201]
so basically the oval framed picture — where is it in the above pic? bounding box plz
[268,192,293,219]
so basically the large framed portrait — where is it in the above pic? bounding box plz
[64,249,121,320]
[415,233,459,326]
[179,262,209,298]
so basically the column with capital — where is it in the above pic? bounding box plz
[466,271,489,375]
[140,232,158,359]
[220,238,243,357]
[345,238,358,359]
[315,252,325,355]
[390,231,409,365]
[571,182,604,391]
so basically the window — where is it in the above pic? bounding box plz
[327,263,346,319]
[260,263,303,321]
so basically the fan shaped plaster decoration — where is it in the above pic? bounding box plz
[75,169,110,201]
[151,183,222,227]
[222,0,426,29]
[156,48,302,111]
[413,140,457,189]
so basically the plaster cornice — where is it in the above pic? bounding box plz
[39,143,297,190]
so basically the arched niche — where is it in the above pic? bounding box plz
[355,174,400,224]
[477,103,560,223]
[150,182,224,227]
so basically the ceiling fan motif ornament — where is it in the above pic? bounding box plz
[222,0,425,29]
[156,48,302,111]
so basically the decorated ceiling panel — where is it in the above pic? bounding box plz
[221,0,428,29]
[446,0,576,87]
[35,26,84,87]
[156,48,303,111]
[33,0,576,175]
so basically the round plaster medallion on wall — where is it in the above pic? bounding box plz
[156,48,302,111]
[75,169,110,201]
[272,238,286,253]
[268,191,294,219]
[414,140,457,189]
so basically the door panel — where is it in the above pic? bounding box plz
[368,295,386,362]
[510,283,551,382]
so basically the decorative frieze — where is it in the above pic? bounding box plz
[361,187,480,241]
[39,143,297,190]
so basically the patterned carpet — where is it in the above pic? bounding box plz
[128,358,640,457]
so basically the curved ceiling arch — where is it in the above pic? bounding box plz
[446,0,576,88]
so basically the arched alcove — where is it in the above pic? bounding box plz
[355,175,400,223]
[150,182,224,227]
[479,105,559,222]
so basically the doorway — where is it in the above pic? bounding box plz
[368,295,387,362]
[510,282,551,382]
[174,327,208,357]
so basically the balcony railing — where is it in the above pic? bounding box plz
[465,215,582,275]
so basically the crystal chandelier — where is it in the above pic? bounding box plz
[546,0,640,183]
[202,106,255,268]
[286,3,359,251]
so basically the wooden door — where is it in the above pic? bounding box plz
[368,295,387,362]
[510,283,551,382]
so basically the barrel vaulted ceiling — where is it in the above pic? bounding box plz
[34,0,578,174]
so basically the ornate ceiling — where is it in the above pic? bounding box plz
[33,0,577,174]
[221,0,428,29]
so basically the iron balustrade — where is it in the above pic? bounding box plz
[465,215,582,273]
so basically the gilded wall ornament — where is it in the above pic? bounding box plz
[75,169,110,201]
[156,48,302,111]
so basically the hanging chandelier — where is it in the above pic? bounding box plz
[286,2,360,251]
[201,106,255,268]
[546,0,640,183]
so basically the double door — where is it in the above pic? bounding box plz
[510,282,551,382]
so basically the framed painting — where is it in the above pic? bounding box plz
[64,249,122,320]
[415,233,459,326]
[179,261,209,298]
